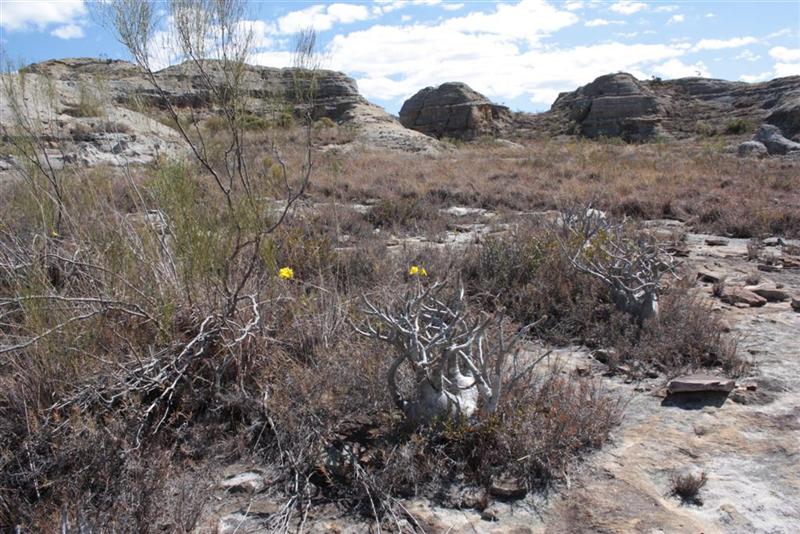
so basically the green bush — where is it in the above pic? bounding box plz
[724,118,753,135]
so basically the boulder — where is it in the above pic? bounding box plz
[667,374,736,394]
[399,82,512,140]
[719,287,767,307]
[550,73,665,141]
[791,297,800,312]
[737,140,768,157]
[765,96,800,138]
[753,124,800,155]
[489,476,527,499]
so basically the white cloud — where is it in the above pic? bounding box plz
[615,31,639,39]
[51,23,84,39]
[654,5,679,13]
[651,59,709,78]
[693,36,758,51]
[442,3,464,11]
[668,14,684,24]
[740,71,773,83]
[327,14,689,107]
[705,12,715,18]
[734,49,761,62]
[564,1,584,10]
[0,0,86,31]
[277,3,371,34]
[441,0,577,44]
[769,46,800,62]
[585,19,624,27]
[377,0,441,14]
[401,14,413,21]
[774,63,800,77]
[610,1,647,15]
[765,28,791,40]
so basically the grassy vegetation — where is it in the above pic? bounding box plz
[0,118,765,529]
[307,137,800,238]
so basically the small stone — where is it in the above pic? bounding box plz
[697,270,723,284]
[762,236,783,247]
[757,263,783,273]
[220,471,265,494]
[489,477,527,499]
[791,297,800,312]
[705,238,729,246]
[667,374,736,394]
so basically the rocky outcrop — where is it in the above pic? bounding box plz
[765,96,800,139]
[753,123,800,155]
[1,57,439,170]
[545,72,800,141]
[550,73,666,141]
[399,82,512,140]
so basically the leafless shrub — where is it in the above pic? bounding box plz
[354,280,547,424]
[746,238,763,261]
[555,202,675,324]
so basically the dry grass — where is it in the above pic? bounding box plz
[0,128,762,529]
[671,470,708,505]
[307,138,800,237]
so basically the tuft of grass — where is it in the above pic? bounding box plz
[670,470,708,505]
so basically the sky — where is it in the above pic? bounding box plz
[1,0,799,114]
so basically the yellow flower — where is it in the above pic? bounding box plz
[408,265,427,277]
[278,266,294,280]
[50,229,59,238]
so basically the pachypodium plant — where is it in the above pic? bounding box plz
[354,280,545,424]
[556,203,675,324]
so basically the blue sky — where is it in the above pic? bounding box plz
[1,1,799,114]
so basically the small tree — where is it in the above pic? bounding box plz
[555,203,674,324]
[354,281,547,424]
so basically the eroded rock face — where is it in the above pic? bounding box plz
[1,57,440,169]
[545,73,800,141]
[399,82,512,140]
[766,96,800,139]
[550,73,666,141]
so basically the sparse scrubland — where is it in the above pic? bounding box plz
[2,3,796,532]
[0,123,755,531]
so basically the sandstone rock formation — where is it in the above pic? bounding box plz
[766,95,800,139]
[399,82,512,140]
[1,57,439,173]
[753,123,800,155]
[550,73,666,141]
[545,72,800,141]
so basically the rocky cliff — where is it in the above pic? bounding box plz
[1,57,438,171]
[548,72,800,142]
[398,72,800,143]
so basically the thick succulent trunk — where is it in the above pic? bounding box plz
[404,366,480,424]
[612,287,659,324]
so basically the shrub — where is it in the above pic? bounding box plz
[724,118,753,135]
[670,470,708,504]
